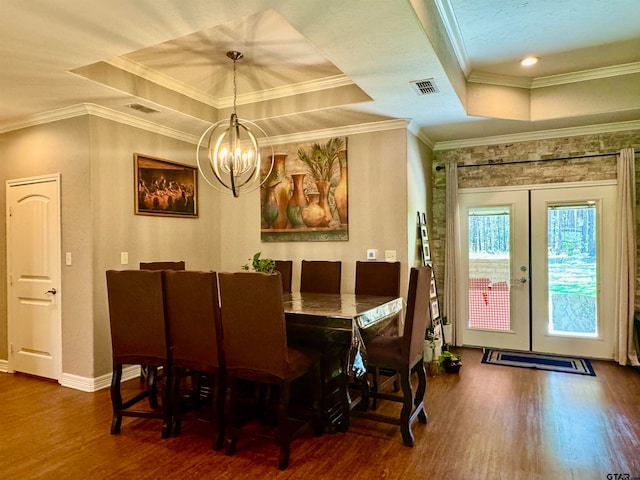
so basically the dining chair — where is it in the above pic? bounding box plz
[355,261,402,391]
[300,260,341,294]
[274,260,293,294]
[163,270,225,450]
[138,261,184,389]
[351,266,430,447]
[105,269,172,438]
[218,271,321,470]
[355,261,401,297]
[139,261,186,270]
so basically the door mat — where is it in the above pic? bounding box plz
[481,349,595,376]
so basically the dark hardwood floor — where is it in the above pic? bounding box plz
[2,348,639,479]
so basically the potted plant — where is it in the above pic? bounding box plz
[437,350,462,374]
[241,252,275,274]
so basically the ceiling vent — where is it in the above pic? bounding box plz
[126,103,160,114]
[410,78,439,95]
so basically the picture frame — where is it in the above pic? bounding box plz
[430,298,440,322]
[260,136,348,242]
[134,153,198,217]
[418,212,431,266]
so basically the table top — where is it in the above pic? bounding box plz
[283,292,404,329]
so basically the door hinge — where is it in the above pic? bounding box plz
[10,343,14,354]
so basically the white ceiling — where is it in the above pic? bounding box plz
[1,0,639,148]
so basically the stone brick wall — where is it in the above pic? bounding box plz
[432,129,640,313]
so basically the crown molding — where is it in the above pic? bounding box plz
[0,104,91,134]
[0,102,408,146]
[408,121,435,149]
[106,57,219,107]
[467,72,532,88]
[229,75,354,107]
[83,104,201,144]
[532,62,640,88]
[0,103,202,144]
[467,62,640,89]
[106,57,354,108]
[433,119,640,151]
[433,0,470,76]
[264,119,409,147]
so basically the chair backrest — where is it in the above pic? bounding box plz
[354,261,401,297]
[274,260,293,294]
[218,272,289,378]
[140,261,186,271]
[106,270,168,364]
[163,270,223,371]
[300,260,341,294]
[402,266,432,364]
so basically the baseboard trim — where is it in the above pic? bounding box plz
[0,359,8,373]
[59,365,141,392]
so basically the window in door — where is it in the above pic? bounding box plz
[547,203,598,338]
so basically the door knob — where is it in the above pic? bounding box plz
[45,288,57,295]
[518,277,527,283]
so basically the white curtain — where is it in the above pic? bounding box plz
[444,163,460,345]
[614,148,638,366]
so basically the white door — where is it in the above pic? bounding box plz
[458,189,530,351]
[7,175,62,380]
[530,184,616,358]
[458,183,616,359]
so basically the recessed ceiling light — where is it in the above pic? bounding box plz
[520,56,539,67]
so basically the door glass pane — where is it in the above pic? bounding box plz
[468,207,511,331]
[547,203,597,337]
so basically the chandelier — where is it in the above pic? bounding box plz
[197,51,274,197]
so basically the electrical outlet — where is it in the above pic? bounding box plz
[65,252,72,266]
[384,250,397,262]
[120,252,129,265]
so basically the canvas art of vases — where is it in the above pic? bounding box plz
[260,137,348,241]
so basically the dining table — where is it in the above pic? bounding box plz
[283,292,405,432]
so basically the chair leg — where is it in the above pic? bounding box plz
[110,364,123,434]
[224,377,238,457]
[171,367,184,437]
[148,366,159,409]
[277,382,291,470]
[370,368,380,410]
[414,360,428,424]
[214,372,226,451]
[161,366,172,438]
[398,367,415,447]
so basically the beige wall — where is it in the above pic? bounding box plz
[407,131,431,270]
[88,117,220,376]
[217,128,413,297]
[0,118,430,382]
[0,116,220,377]
[0,117,91,367]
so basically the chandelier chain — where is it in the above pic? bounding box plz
[232,56,237,114]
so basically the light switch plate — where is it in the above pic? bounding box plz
[65,252,72,266]
[120,252,129,265]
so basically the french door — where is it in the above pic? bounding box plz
[458,182,616,359]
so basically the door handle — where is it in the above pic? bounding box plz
[518,277,527,283]
[45,288,57,295]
